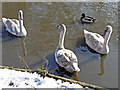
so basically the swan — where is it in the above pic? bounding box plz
[2,10,27,37]
[55,24,80,73]
[84,25,112,54]
[80,13,96,23]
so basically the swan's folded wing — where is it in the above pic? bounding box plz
[6,19,20,34]
[12,19,19,27]
[56,49,78,67]
[85,31,104,50]
[56,52,70,67]
[65,50,78,63]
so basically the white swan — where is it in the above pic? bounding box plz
[84,25,112,54]
[2,10,27,37]
[55,24,80,73]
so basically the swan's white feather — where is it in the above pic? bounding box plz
[84,29,111,54]
[2,11,27,37]
[55,24,80,73]
[55,48,80,72]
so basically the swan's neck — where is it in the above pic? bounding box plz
[19,16,23,33]
[102,31,112,53]
[104,31,112,45]
[58,28,66,49]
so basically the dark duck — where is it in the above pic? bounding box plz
[80,13,96,23]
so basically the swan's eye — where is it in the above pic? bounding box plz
[55,24,62,29]
[105,27,108,32]
[58,26,62,28]
[104,27,109,32]
[105,29,107,32]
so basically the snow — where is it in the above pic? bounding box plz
[0,68,83,89]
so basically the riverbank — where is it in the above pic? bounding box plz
[0,65,107,90]
[0,68,83,89]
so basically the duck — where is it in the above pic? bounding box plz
[84,25,112,54]
[55,24,80,73]
[2,10,27,37]
[80,13,96,23]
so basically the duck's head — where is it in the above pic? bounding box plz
[102,25,112,36]
[18,10,23,20]
[55,24,66,31]
[81,13,85,18]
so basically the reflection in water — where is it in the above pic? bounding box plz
[73,14,81,26]
[21,37,27,56]
[2,2,118,88]
[98,55,107,76]
[2,27,19,42]
[56,66,79,81]
[70,72,79,81]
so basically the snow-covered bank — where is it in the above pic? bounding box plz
[0,68,84,89]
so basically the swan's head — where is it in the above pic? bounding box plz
[18,10,23,20]
[55,24,66,31]
[102,25,112,36]
[106,25,112,32]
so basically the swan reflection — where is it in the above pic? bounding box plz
[98,55,107,76]
[21,37,27,56]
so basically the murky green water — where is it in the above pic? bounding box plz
[2,2,118,88]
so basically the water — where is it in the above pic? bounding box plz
[1,2,118,88]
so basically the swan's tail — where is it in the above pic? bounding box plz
[84,29,91,40]
[84,29,90,34]
[2,18,8,27]
[74,66,80,72]
[2,18,7,24]
[65,64,80,72]
[72,62,80,72]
